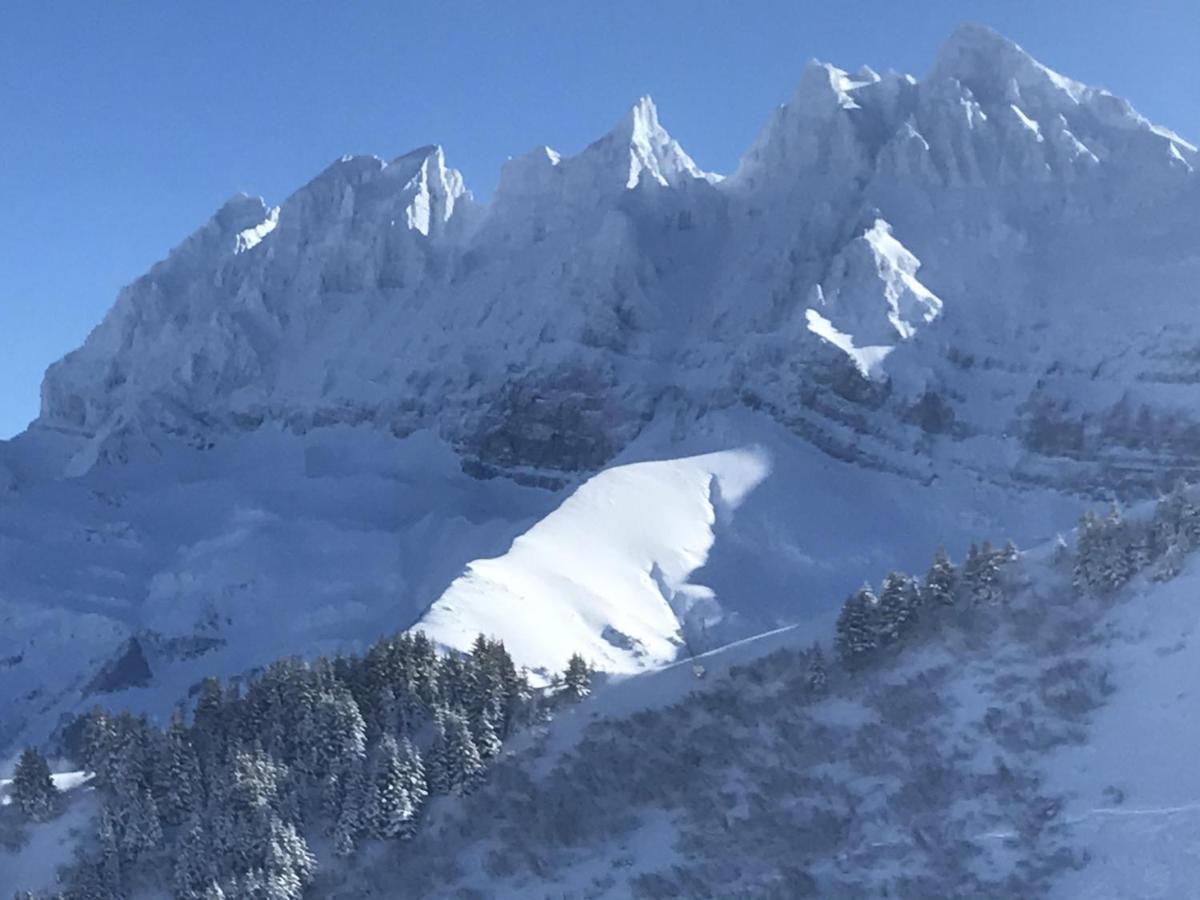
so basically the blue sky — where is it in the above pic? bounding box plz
[2,0,1197,438]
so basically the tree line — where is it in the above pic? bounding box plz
[836,481,1200,670]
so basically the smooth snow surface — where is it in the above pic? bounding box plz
[1047,561,1200,898]
[420,448,770,675]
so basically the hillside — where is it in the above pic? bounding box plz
[7,489,1200,897]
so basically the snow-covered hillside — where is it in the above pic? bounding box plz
[320,501,1200,898]
[9,489,1194,897]
[1,21,1198,816]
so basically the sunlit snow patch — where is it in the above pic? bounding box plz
[805,308,895,381]
[234,207,279,254]
[416,448,770,677]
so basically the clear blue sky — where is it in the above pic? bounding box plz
[2,0,1197,439]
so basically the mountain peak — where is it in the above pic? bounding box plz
[617,94,662,143]
[932,23,1084,105]
[586,95,715,189]
[789,59,871,116]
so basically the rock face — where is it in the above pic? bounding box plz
[34,25,1200,493]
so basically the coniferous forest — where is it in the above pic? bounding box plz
[8,632,594,899]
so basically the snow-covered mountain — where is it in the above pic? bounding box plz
[1,23,1198,760]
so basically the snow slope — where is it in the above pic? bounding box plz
[1046,560,1200,899]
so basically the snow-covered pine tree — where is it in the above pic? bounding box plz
[486,638,531,735]
[1153,535,1187,581]
[962,540,1002,604]
[331,756,368,857]
[876,572,920,644]
[426,707,452,796]
[173,816,218,900]
[156,707,202,826]
[1096,506,1137,591]
[470,704,503,762]
[835,585,880,668]
[436,707,485,795]
[117,787,164,862]
[373,683,401,740]
[191,676,229,772]
[11,746,59,821]
[407,631,442,711]
[562,653,592,700]
[97,806,123,895]
[229,748,286,817]
[367,734,415,840]
[312,685,367,782]
[1154,480,1200,555]
[1073,512,1103,594]
[261,816,316,900]
[397,737,427,837]
[806,644,828,695]
[80,707,118,788]
[921,546,957,607]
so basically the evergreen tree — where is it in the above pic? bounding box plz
[96,806,123,895]
[1075,507,1139,594]
[11,747,59,821]
[806,644,828,695]
[428,708,484,795]
[1153,538,1187,582]
[1096,507,1137,591]
[470,704,503,762]
[397,737,427,837]
[426,708,452,796]
[876,572,920,644]
[921,546,957,607]
[156,708,202,826]
[191,677,229,772]
[562,653,592,700]
[962,541,1002,604]
[835,585,880,668]
[116,788,163,862]
[261,816,315,900]
[173,816,217,899]
[331,757,367,857]
[80,707,117,786]
[367,734,416,839]
[1073,512,1104,594]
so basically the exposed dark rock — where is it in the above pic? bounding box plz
[85,637,153,695]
